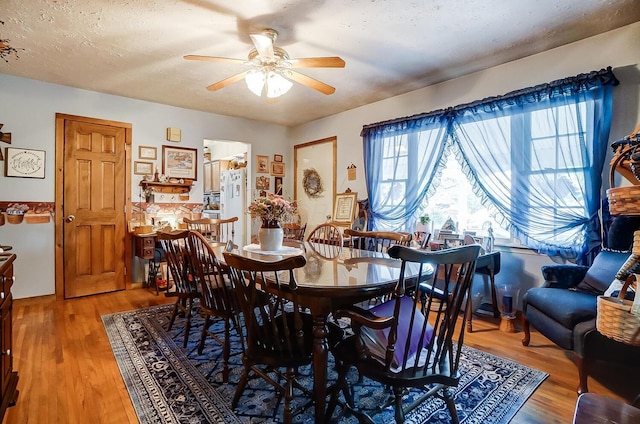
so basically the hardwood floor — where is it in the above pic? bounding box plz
[4,290,639,423]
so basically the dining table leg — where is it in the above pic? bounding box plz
[312,313,329,423]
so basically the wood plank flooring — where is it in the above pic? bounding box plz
[4,289,639,423]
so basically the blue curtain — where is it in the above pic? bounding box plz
[362,112,449,231]
[362,68,618,263]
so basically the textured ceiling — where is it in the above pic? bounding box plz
[1,0,639,127]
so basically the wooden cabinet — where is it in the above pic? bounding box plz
[0,253,18,421]
[211,160,221,193]
[133,234,157,260]
[203,161,212,194]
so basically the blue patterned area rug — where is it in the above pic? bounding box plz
[102,303,548,423]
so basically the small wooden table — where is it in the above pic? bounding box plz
[573,393,640,423]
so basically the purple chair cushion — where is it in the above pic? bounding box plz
[362,296,434,368]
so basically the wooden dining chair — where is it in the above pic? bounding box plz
[306,223,344,259]
[184,216,238,244]
[186,230,237,382]
[222,252,317,424]
[283,223,307,241]
[327,244,481,423]
[344,229,412,252]
[306,223,343,245]
[156,229,201,348]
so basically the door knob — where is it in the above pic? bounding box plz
[66,215,75,223]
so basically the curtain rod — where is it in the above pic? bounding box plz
[361,67,618,131]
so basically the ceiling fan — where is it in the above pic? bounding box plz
[184,28,345,98]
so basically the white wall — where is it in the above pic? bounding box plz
[289,21,640,297]
[0,76,288,299]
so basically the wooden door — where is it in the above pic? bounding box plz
[60,117,128,298]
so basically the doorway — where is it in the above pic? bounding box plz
[55,114,132,299]
[203,140,251,246]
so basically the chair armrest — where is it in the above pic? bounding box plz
[540,264,589,289]
[335,305,394,330]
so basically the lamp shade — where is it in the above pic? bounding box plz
[245,68,293,98]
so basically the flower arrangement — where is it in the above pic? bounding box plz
[248,193,297,223]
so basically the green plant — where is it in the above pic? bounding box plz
[419,215,430,225]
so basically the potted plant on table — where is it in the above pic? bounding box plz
[248,193,297,251]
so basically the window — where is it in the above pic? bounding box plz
[421,102,589,246]
[363,68,616,261]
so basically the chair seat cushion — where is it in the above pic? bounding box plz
[361,296,433,368]
[524,288,597,329]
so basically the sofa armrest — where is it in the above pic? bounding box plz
[541,264,589,289]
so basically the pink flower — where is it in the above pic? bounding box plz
[248,194,297,222]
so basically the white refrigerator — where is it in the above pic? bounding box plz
[219,168,246,246]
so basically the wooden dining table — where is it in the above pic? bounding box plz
[211,241,432,423]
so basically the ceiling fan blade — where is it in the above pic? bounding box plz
[283,70,336,95]
[250,33,275,59]
[184,55,247,65]
[288,57,345,68]
[206,71,249,91]
[0,133,10,144]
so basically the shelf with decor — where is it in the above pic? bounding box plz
[139,180,193,194]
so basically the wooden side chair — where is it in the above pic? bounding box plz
[156,229,201,348]
[186,230,237,382]
[283,223,307,241]
[306,223,344,258]
[184,216,238,244]
[222,252,321,424]
[327,244,481,423]
[344,229,412,252]
[307,223,344,245]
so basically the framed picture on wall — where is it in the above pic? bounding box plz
[257,155,269,173]
[162,145,197,180]
[275,176,283,195]
[256,176,270,190]
[271,161,285,177]
[332,191,358,222]
[138,145,157,160]
[273,154,283,162]
[134,161,153,175]
[5,147,46,178]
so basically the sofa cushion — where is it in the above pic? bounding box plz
[575,250,631,295]
[524,287,597,328]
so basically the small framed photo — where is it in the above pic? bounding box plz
[256,155,269,173]
[273,154,283,162]
[274,177,283,195]
[138,145,157,160]
[134,161,153,175]
[5,147,46,178]
[162,145,197,180]
[256,176,270,190]
[332,191,358,222]
[271,161,285,177]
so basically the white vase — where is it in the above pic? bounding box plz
[259,220,284,251]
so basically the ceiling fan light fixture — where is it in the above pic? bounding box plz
[245,68,293,99]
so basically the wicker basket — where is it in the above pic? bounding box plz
[596,274,640,346]
[607,143,640,215]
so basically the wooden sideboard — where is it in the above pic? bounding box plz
[0,253,19,420]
